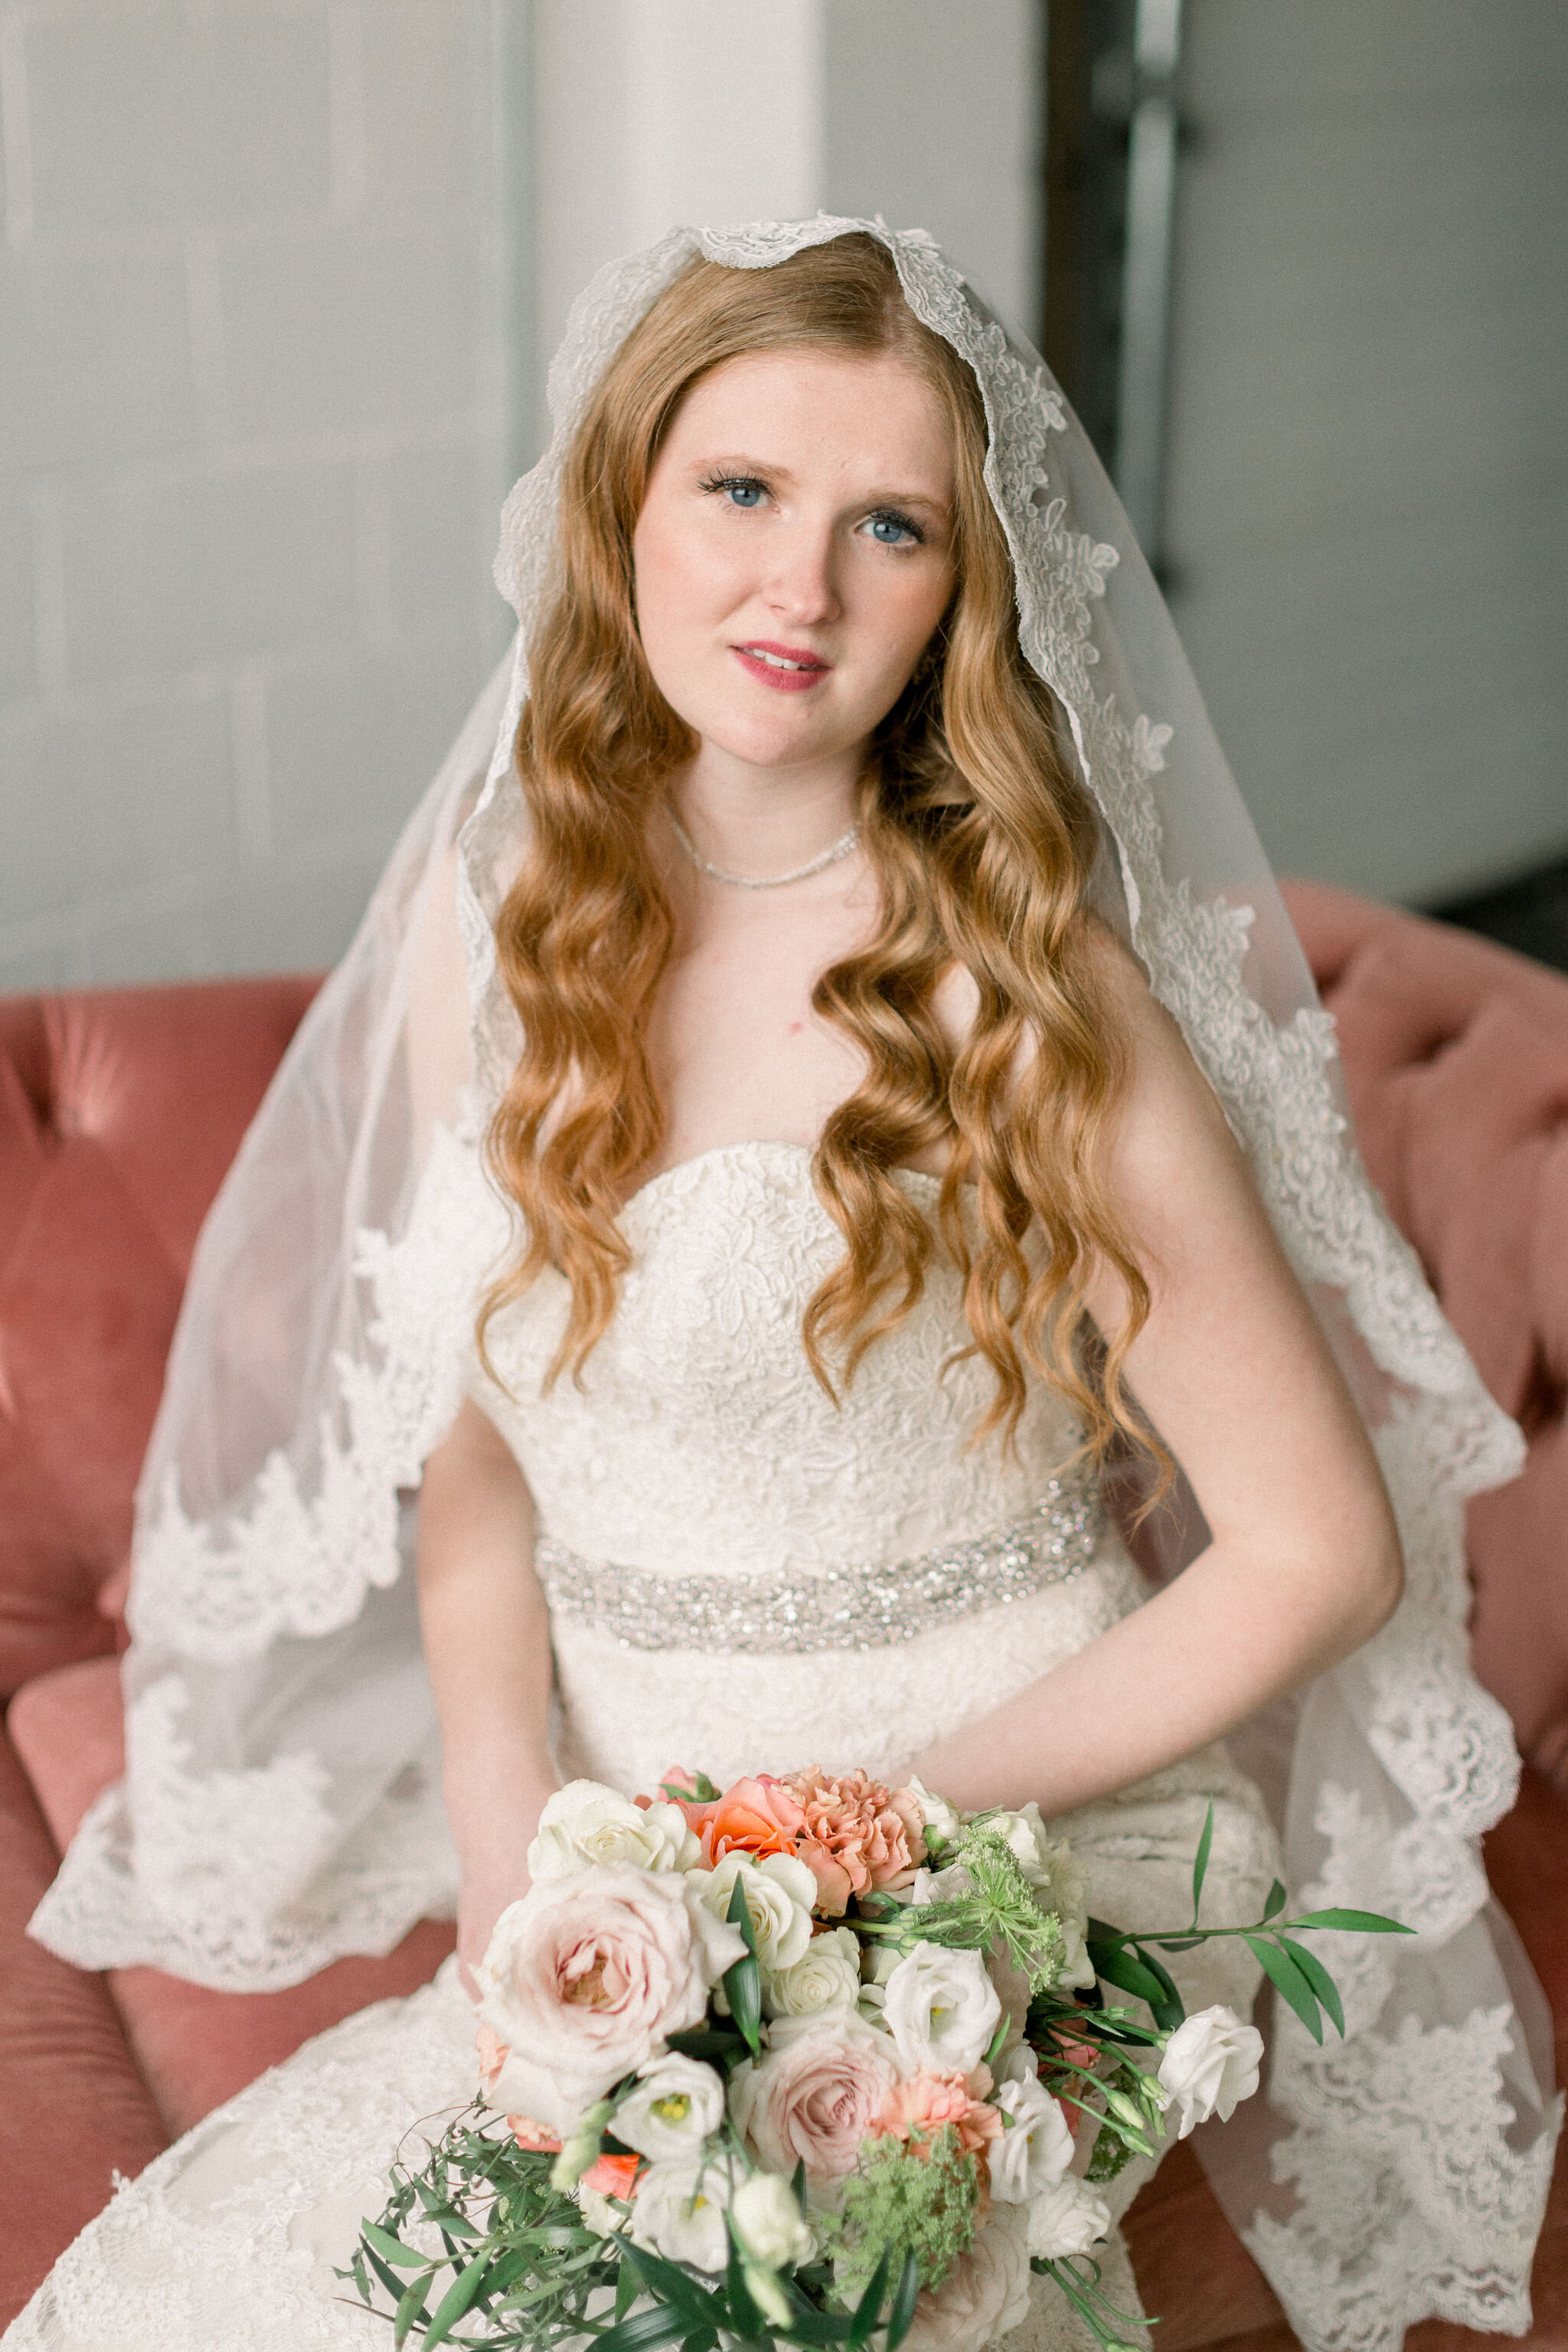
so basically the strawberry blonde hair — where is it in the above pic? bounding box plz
[482,233,1152,1459]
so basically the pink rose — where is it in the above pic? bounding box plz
[902,2206,1033,2352]
[872,2069,1003,2167]
[475,1864,743,2130]
[782,1767,926,1916]
[731,2013,906,2181]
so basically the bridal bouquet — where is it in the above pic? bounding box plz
[344,1768,1403,2352]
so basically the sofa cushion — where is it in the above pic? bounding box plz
[8,1653,456,2137]
[0,1722,167,2331]
[1281,882,1568,1794]
[0,976,320,1697]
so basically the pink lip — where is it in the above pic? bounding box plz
[731,640,831,694]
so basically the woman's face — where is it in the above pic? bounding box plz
[632,346,959,779]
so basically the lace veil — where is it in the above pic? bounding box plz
[30,219,1557,2350]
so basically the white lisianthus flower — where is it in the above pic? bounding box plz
[614,2054,726,2162]
[985,1803,1052,1875]
[882,1941,1002,2076]
[528,1781,700,1880]
[731,2172,816,2271]
[909,1861,974,1908]
[1025,1838,1095,1991]
[764,1926,861,2019]
[1157,2006,1264,2138]
[688,1852,818,1971]
[995,2042,1040,2086]
[904,1777,964,1851]
[1025,2175,1111,2259]
[629,2151,742,2275]
[987,2076,1076,2203]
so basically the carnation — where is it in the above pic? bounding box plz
[872,2070,1003,2166]
[782,1766,926,1916]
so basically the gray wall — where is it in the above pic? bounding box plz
[1164,0,1568,903]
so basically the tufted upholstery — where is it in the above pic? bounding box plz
[0,889,1564,2341]
[0,976,320,1697]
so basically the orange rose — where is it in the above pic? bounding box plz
[697,1775,808,1867]
[580,2150,642,2198]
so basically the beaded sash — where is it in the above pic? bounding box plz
[537,1459,1107,1655]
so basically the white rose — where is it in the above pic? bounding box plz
[1157,2005,1264,2138]
[629,2151,741,2275]
[688,1853,818,1971]
[1025,2175,1111,2259]
[528,1781,700,1880]
[614,2054,726,2161]
[904,1778,964,1851]
[731,2171,816,2271]
[765,1926,861,2018]
[882,1941,1002,2076]
[987,2076,1076,2203]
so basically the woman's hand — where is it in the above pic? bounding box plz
[417,1396,560,2001]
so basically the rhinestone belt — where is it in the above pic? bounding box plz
[537,1460,1107,1655]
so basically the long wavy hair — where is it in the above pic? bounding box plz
[482,234,1153,1461]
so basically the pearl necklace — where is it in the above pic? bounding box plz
[667,809,861,890]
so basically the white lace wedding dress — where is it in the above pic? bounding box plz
[6,1137,1280,2352]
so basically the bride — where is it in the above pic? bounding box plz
[8,222,1556,2352]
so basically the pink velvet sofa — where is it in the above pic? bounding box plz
[2,882,1565,2342]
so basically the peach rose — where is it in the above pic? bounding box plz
[782,1767,926,1915]
[730,2013,906,2182]
[902,2206,1032,2352]
[872,2069,1003,2166]
[580,2150,642,2199]
[475,1865,744,2130]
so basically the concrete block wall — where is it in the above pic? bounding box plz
[0,0,519,990]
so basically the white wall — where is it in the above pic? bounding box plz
[0,0,1042,990]
[1163,0,1568,903]
[0,0,519,991]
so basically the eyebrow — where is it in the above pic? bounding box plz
[688,452,952,518]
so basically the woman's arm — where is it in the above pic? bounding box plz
[910,936,1403,1818]
[417,1395,559,1987]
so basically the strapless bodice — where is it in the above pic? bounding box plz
[469,1138,1093,1584]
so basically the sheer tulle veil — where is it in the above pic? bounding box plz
[29,218,1557,2349]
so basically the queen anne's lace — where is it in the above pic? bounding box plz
[24,220,1554,2351]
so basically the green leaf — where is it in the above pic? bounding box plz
[1276,1935,1346,2037]
[791,2158,807,2216]
[1287,1909,1413,1936]
[724,2235,768,2343]
[725,1878,765,2056]
[423,2251,493,2349]
[773,2300,855,2345]
[363,2241,422,2311]
[1147,1935,1205,1952]
[622,2241,729,2334]
[1088,1942,1170,2009]
[361,2219,433,2272]
[1245,1935,1324,2044]
[885,2252,922,2352]
[1191,1802,1215,1925]
[665,2027,748,2063]
[616,2260,642,2322]
[592,2302,692,2352]
[1263,1880,1288,1922]
[393,2275,433,2348]
[1127,1942,1185,2034]
[848,2252,890,2349]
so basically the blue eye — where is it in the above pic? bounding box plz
[726,480,764,507]
[701,473,768,508]
[865,511,922,547]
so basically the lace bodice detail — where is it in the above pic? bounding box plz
[468,1140,1089,1579]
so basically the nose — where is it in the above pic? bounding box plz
[764,520,841,627]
